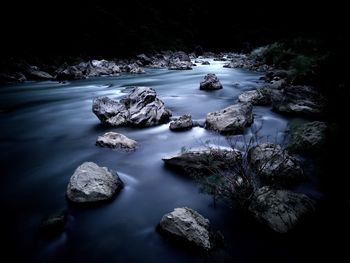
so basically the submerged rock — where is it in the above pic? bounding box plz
[238,88,271,105]
[288,121,327,153]
[162,148,241,176]
[271,85,326,116]
[92,87,172,127]
[248,186,316,233]
[199,74,223,90]
[66,162,123,203]
[169,115,193,131]
[205,103,253,134]
[158,207,221,250]
[96,132,137,150]
[248,143,304,188]
[38,212,68,238]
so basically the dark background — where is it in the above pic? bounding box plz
[0,1,347,58]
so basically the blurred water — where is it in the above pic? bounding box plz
[0,60,314,262]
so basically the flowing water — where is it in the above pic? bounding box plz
[0,60,321,262]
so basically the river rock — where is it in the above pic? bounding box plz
[169,115,193,131]
[200,74,223,90]
[136,54,152,66]
[93,87,172,127]
[66,162,123,203]
[169,51,191,62]
[96,132,137,150]
[56,65,85,80]
[271,85,326,116]
[201,61,210,65]
[288,121,327,153]
[168,59,193,70]
[248,143,304,188]
[162,148,241,176]
[205,103,253,134]
[238,88,271,105]
[0,72,26,83]
[38,212,68,238]
[25,66,53,80]
[248,186,316,233]
[158,207,214,250]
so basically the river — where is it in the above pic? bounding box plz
[0,60,320,262]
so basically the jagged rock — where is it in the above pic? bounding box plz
[66,162,123,203]
[169,51,191,62]
[25,66,53,80]
[169,115,193,131]
[271,85,326,116]
[288,121,327,153]
[158,207,221,250]
[168,59,193,70]
[92,87,172,127]
[238,88,271,105]
[248,186,316,233]
[248,143,304,188]
[162,148,241,176]
[200,74,223,90]
[96,132,137,150]
[136,54,152,66]
[56,65,85,80]
[205,103,253,134]
[0,72,26,82]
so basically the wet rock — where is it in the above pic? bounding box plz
[248,186,316,233]
[96,132,137,150]
[201,61,210,65]
[92,87,172,127]
[162,148,241,176]
[158,207,222,250]
[169,115,193,131]
[238,88,271,105]
[271,85,326,117]
[248,143,304,188]
[66,162,123,203]
[205,103,253,134]
[288,121,327,153]
[199,74,223,90]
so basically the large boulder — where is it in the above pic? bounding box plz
[271,85,326,116]
[92,97,129,125]
[238,88,271,105]
[248,186,316,233]
[199,74,223,90]
[288,121,327,153]
[248,143,304,188]
[96,132,137,151]
[162,148,241,176]
[205,103,253,134]
[92,87,172,127]
[169,115,193,131]
[66,162,123,203]
[158,207,220,250]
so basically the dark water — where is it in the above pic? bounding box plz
[0,60,322,262]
